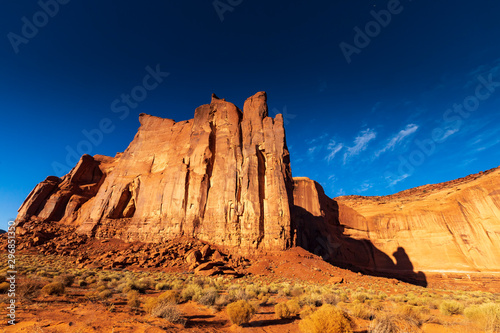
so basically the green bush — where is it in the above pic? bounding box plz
[226,300,256,326]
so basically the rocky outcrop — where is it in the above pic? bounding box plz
[16,92,293,253]
[14,90,500,278]
[293,168,500,277]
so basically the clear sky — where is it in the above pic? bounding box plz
[1,1,500,231]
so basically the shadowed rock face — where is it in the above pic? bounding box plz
[293,170,500,276]
[16,92,294,253]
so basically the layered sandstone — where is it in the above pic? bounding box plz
[293,168,500,277]
[16,92,293,253]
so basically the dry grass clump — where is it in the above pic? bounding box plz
[350,303,375,320]
[41,282,65,296]
[151,302,184,324]
[439,300,464,315]
[18,278,44,301]
[275,299,301,319]
[226,300,256,326]
[159,290,181,304]
[370,314,421,333]
[55,274,75,287]
[181,283,203,302]
[127,290,141,309]
[198,287,219,306]
[299,304,353,333]
[464,303,500,332]
[275,302,292,319]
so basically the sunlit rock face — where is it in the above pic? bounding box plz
[15,91,500,274]
[16,92,294,253]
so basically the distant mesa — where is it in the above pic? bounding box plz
[14,92,500,282]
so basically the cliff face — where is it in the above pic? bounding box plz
[16,92,294,253]
[293,168,500,276]
[15,91,500,275]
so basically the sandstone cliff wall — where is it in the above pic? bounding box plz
[16,92,294,253]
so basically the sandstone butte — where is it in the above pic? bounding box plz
[15,92,500,279]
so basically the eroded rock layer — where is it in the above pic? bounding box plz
[293,168,500,277]
[16,92,293,253]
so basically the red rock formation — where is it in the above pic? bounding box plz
[14,91,500,278]
[293,168,500,277]
[16,92,293,253]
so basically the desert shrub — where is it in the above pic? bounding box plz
[378,292,388,300]
[55,274,75,287]
[439,300,464,315]
[181,283,203,302]
[350,303,374,320]
[274,298,300,319]
[144,297,161,314]
[323,293,340,305]
[99,289,113,299]
[275,302,292,319]
[300,305,316,319]
[215,294,233,308]
[228,284,248,301]
[259,295,270,306]
[97,284,108,292]
[0,282,10,293]
[121,278,148,294]
[127,290,141,309]
[151,302,183,323]
[370,314,421,333]
[299,304,353,333]
[198,287,219,306]
[287,299,301,315]
[278,283,292,297]
[226,300,256,326]
[41,282,65,296]
[155,282,171,291]
[397,305,425,325]
[352,292,369,303]
[245,284,260,299]
[291,286,304,297]
[138,277,154,290]
[18,279,44,301]
[300,293,323,307]
[159,290,181,304]
[464,303,500,332]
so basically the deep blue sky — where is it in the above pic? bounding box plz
[1,1,500,230]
